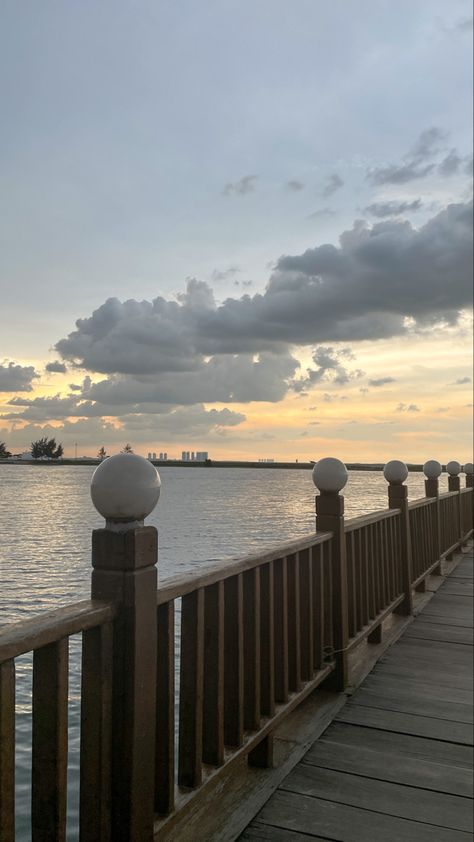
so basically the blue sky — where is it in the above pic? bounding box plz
[0,1,472,459]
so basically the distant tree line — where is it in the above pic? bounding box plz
[0,442,11,459]
[31,437,63,459]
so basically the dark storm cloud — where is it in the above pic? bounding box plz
[367,127,446,185]
[223,175,258,196]
[0,362,38,392]
[45,361,67,373]
[322,173,343,197]
[364,200,422,218]
[55,201,473,379]
[368,377,397,387]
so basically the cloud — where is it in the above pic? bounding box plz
[364,200,422,218]
[307,208,336,221]
[322,173,343,197]
[438,150,462,176]
[45,361,67,374]
[449,376,471,385]
[455,17,473,31]
[55,201,473,379]
[286,180,305,191]
[0,362,38,392]
[294,346,364,391]
[368,376,396,387]
[211,265,241,282]
[367,127,446,185]
[396,403,420,412]
[223,175,258,196]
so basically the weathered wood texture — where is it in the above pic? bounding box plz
[242,548,474,842]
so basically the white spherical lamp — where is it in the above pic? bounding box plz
[464,462,474,475]
[446,460,461,476]
[423,460,442,480]
[312,457,348,493]
[383,460,408,485]
[91,453,161,526]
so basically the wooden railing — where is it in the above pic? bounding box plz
[0,470,472,842]
[0,601,117,842]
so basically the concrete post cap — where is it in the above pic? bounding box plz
[464,462,474,475]
[91,453,161,523]
[383,460,408,484]
[423,459,442,480]
[446,460,461,476]
[312,457,348,493]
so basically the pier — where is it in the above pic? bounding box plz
[0,457,472,841]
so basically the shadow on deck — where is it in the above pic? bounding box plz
[240,547,473,842]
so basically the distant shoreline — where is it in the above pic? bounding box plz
[0,458,427,471]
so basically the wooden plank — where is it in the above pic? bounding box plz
[80,623,113,841]
[352,686,473,724]
[273,557,288,703]
[336,703,474,744]
[361,673,473,706]
[243,569,261,732]
[155,601,175,813]
[299,548,313,681]
[202,583,224,767]
[305,734,473,797]
[416,612,473,628]
[282,764,473,832]
[320,721,474,768]
[224,574,244,747]
[286,553,301,693]
[255,790,472,842]
[32,639,69,842]
[405,623,473,645]
[0,660,15,842]
[240,823,331,840]
[259,563,274,717]
[178,589,204,788]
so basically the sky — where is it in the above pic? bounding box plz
[0,0,472,462]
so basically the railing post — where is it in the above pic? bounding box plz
[465,463,474,490]
[313,457,349,691]
[447,461,462,543]
[384,461,414,610]
[89,454,161,842]
[423,459,442,574]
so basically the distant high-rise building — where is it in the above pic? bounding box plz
[196,451,209,461]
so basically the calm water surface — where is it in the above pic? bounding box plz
[0,465,447,839]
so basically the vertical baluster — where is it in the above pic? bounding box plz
[346,535,354,637]
[155,602,175,814]
[0,659,15,842]
[359,528,368,627]
[299,548,314,681]
[32,639,68,842]
[353,532,363,634]
[368,524,376,619]
[287,553,301,693]
[383,519,393,601]
[312,544,324,671]
[224,575,244,747]
[259,563,275,717]
[179,589,204,787]
[323,542,334,657]
[273,557,288,703]
[203,583,224,767]
[80,623,113,841]
[243,569,260,732]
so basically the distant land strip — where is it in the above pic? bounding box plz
[0,459,427,471]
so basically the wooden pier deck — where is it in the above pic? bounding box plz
[241,548,474,842]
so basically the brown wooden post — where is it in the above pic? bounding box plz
[313,458,349,691]
[384,461,413,612]
[89,455,161,842]
[424,460,442,575]
[447,464,462,542]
